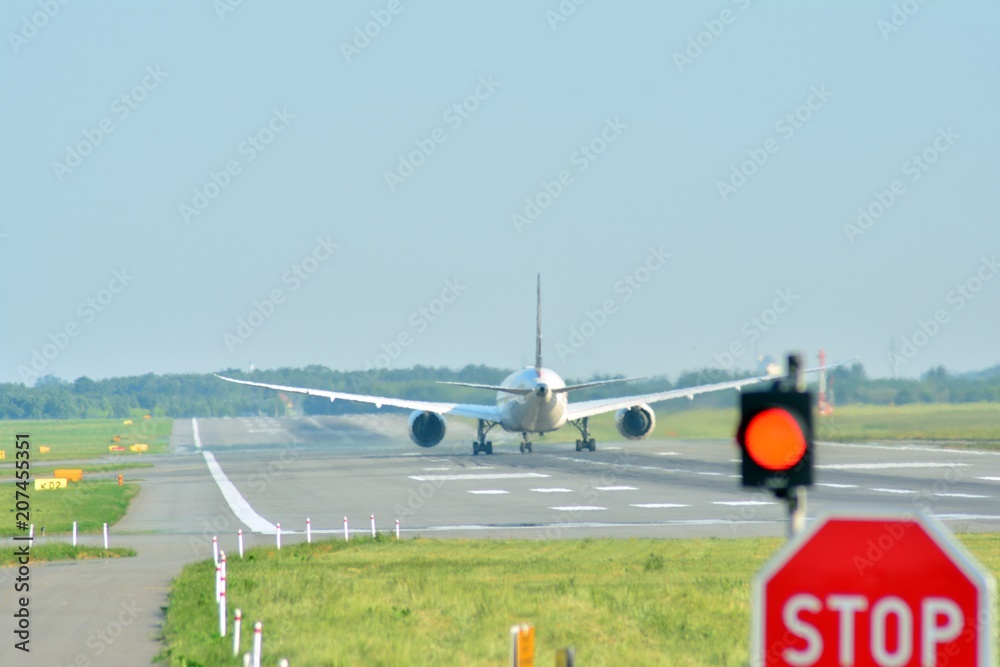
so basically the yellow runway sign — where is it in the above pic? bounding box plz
[35,478,69,491]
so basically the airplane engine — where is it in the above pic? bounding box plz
[408,410,447,447]
[615,404,656,440]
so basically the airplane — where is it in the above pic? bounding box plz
[217,276,845,455]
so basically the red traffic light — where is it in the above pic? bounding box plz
[742,407,807,471]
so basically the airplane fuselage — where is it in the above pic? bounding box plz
[496,366,569,433]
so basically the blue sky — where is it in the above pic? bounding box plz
[2,1,998,385]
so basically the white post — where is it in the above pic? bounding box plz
[218,590,226,637]
[370,514,376,538]
[215,559,221,602]
[220,551,227,597]
[103,522,109,549]
[276,523,281,550]
[279,660,289,667]
[238,529,244,558]
[306,517,312,544]
[395,519,400,540]
[213,535,219,566]
[243,653,251,667]
[72,521,77,547]
[252,622,262,667]
[233,608,242,656]
[343,517,349,541]
[28,524,34,546]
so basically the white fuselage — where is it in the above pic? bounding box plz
[496,367,569,433]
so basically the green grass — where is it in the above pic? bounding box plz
[0,417,170,462]
[0,543,135,566]
[0,481,139,536]
[159,535,1000,667]
[533,403,1000,447]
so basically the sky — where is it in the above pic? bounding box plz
[2,1,999,386]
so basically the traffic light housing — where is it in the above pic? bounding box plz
[737,385,814,494]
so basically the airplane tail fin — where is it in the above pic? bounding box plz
[535,273,542,373]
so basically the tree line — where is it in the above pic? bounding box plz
[1,362,998,420]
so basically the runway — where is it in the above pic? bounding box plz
[180,415,1000,540]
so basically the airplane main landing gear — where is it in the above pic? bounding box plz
[473,419,497,456]
[519,433,533,454]
[571,417,597,452]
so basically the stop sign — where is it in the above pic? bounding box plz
[753,513,995,666]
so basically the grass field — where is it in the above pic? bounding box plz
[159,534,1000,667]
[0,417,170,461]
[538,402,1000,446]
[0,480,139,537]
[0,544,135,567]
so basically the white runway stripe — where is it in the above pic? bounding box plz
[817,483,858,489]
[630,503,690,509]
[409,472,550,481]
[818,462,971,470]
[712,501,775,506]
[933,492,989,499]
[594,486,638,491]
[978,476,1000,482]
[549,506,606,511]
[531,488,573,493]
[697,472,724,476]
[870,488,916,494]
[191,418,202,449]
[201,451,275,533]
[468,490,508,495]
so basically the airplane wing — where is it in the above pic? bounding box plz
[563,361,853,421]
[215,375,502,422]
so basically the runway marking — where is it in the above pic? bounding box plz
[817,482,858,489]
[656,452,681,456]
[594,485,638,491]
[978,476,1000,482]
[870,488,917,494]
[549,506,606,511]
[400,518,780,533]
[821,441,1000,456]
[468,489,508,495]
[531,488,573,493]
[933,492,990,499]
[201,451,275,533]
[697,472,724,476]
[630,503,690,509]
[422,467,453,471]
[712,501,775,506]
[602,446,622,451]
[191,418,202,449]
[818,462,971,470]
[932,514,1000,521]
[409,472,550,481]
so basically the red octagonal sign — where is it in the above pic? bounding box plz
[753,513,995,666]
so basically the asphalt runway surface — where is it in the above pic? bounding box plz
[2,414,999,665]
